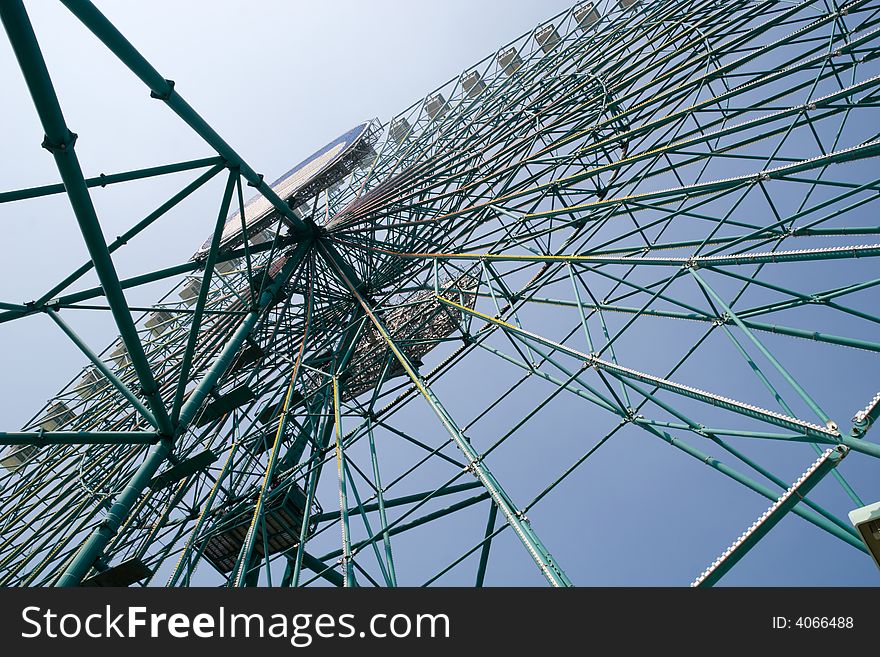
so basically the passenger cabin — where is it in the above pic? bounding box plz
[497,47,523,76]
[535,24,561,53]
[200,483,317,574]
[461,70,487,98]
[215,258,240,275]
[0,444,38,473]
[249,229,272,246]
[38,401,76,432]
[75,367,102,400]
[145,310,173,337]
[424,93,448,121]
[574,2,600,30]
[179,277,202,306]
[109,339,129,369]
[389,117,412,143]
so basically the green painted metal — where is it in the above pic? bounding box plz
[39,163,226,307]
[321,241,573,587]
[59,0,311,239]
[1,0,878,588]
[0,156,223,204]
[170,171,238,425]
[55,239,312,586]
[0,432,157,445]
[475,503,498,587]
[46,309,158,428]
[693,446,849,587]
[0,0,173,437]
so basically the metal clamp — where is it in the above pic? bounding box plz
[41,130,77,154]
[150,79,176,101]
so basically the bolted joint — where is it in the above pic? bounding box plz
[464,458,482,476]
[247,174,265,188]
[149,79,176,101]
[139,384,160,399]
[41,130,78,154]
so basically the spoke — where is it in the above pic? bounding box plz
[321,242,573,587]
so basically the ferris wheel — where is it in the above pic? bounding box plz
[1,0,880,587]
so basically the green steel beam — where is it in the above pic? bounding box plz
[331,377,355,587]
[55,239,313,587]
[234,298,312,588]
[852,393,880,438]
[318,492,492,565]
[476,336,861,544]
[378,243,880,268]
[38,162,226,305]
[475,503,498,587]
[46,308,158,429]
[320,240,573,587]
[166,442,240,587]
[443,296,846,443]
[689,267,831,425]
[59,0,311,238]
[170,171,237,425]
[692,446,848,587]
[0,0,173,437]
[0,156,222,204]
[637,422,866,553]
[522,294,880,353]
[366,419,397,586]
[299,552,345,588]
[0,431,157,446]
[311,481,483,523]
[0,238,281,326]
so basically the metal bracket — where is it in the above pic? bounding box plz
[149,79,175,101]
[41,130,77,153]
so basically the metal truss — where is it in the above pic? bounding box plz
[0,0,879,587]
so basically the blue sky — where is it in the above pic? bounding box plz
[1,1,879,586]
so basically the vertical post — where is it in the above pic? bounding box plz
[333,377,355,587]
[367,420,398,586]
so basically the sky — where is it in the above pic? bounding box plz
[0,0,576,431]
[0,0,879,587]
